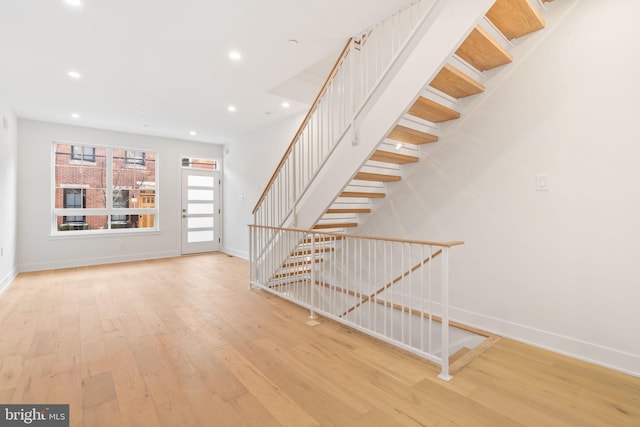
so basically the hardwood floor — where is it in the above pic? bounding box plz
[0,253,638,426]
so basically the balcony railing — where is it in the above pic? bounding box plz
[249,224,463,380]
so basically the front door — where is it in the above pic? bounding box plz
[181,169,220,254]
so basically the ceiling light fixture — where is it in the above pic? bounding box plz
[229,50,242,61]
[67,70,81,79]
[189,130,196,136]
[288,39,299,47]
[281,102,290,108]
[64,0,83,7]
[71,113,80,119]
[227,105,237,112]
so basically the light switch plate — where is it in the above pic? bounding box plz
[536,175,549,191]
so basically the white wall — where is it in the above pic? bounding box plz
[17,119,222,271]
[359,0,640,376]
[0,101,18,292]
[222,113,304,258]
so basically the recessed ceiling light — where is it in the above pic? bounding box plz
[288,39,299,47]
[229,50,242,61]
[395,143,403,151]
[64,0,83,7]
[281,102,290,108]
[227,105,237,112]
[189,130,196,136]
[71,113,80,119]
[67,70,81,79]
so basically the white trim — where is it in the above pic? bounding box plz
[450,306,640,378]
[19,250,179,273]
[51,141,159,235]
[0,266,18,295]
[222,247,248,260]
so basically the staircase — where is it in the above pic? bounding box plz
[315,0,550,231]
[251,0,557,379]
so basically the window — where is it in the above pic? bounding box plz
[112,189,129,223]
[71,145,95,162]
[53,142,157,234]
[181,157,218,170]
[125,151,145,166]
[63,189,86,225]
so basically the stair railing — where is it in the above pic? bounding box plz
[252,0,435,230]
[249,224,463,380]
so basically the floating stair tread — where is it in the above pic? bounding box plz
[303,236,343,243]
[387,124,438,145]
[313,222,358,230]
[456,26,513,71]
[282,259,322,268]
[273,269,311,279]
[293,247,334,256]
[486,0,545,40]
[430,64,485,99]
[340,191,385,199]
[354,172,401,182]
[370,150,419,165]
[407,96,460,123]
[326,208,372,214]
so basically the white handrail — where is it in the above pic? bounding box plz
[249,224,463,380]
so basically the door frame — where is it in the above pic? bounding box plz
[180,168,221,254]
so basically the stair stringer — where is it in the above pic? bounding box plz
[290,0,496,231]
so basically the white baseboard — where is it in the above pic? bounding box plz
[0,266,18,295]
[19,250,180,273]
[451,306,640,378]
[222,246,248,260]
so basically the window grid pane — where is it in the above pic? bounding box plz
[53,143,157,233]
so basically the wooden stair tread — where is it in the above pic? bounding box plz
[407,96,460,123]
[486,0,545,40]
[387,124,438,145]
[313,222,358,230]
[303,236,343,243]
[282,259,322,268]
[354,172,401,182]
[340,191,385,199]
[273,269,311,279]
[370,150,419,165]
[430,64,485,99]
[326,208,372,214]
[293,247,334,256]
[456,26,512,71]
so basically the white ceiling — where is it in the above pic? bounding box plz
[0,0,411,144]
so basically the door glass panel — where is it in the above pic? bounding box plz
[188,217,214,228]
[188,230,214,243]
[188,203,214,214]
[188,189,214,201]
[188,175,214,187]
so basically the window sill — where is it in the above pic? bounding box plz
[50,228,160,239]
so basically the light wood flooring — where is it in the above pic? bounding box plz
[0,253,638,426]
